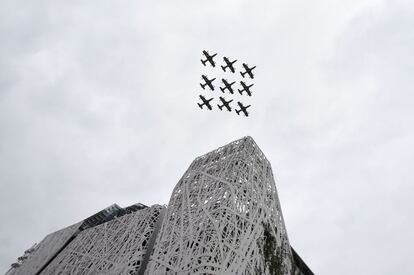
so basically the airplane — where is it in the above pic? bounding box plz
[238,81,254,96]
[217,96,233,111]
[200,75,216,91]
[220,79,236,94]
[221,57,237,73]
[235,102,251,116]
[201,50,217,67]
[240,63,256,79]
[197,95,214,110]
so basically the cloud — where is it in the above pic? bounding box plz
[0,0,413,274]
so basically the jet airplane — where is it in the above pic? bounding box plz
[197,95,214,110]
[240,63,256,79]
[220,79,236,94]
[235,102,251,117]
[221,57,237,73]
[201,50,217,67]
[200,75,216,91]
[238,81,254,96]
[217,97,233,111]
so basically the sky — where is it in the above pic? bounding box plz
[0,0,413,274]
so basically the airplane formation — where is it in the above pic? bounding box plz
[198,50,256,117]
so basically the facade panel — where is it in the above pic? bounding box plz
[145,137,297,274]
[7,222,81,275]
[6,137,313,275]
[41,205,164,275]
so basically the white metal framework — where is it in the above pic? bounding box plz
[7,137,312,275]
[145,136,295,274]
[7,222,82,275]
[41,205,163,275]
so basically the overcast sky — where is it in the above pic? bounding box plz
[1,0,413,274]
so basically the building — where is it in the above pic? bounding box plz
[6,203,164,275]
[6,137,313,275]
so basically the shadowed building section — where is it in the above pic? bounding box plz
[6,222,82,275]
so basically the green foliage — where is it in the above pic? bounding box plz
[259,222,285,275]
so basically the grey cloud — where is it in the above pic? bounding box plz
[1,1,413,274]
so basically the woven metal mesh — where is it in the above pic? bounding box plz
[145,136,294,274]
[41,205,163,275]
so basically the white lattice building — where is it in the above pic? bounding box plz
[6,137,313,275]
[6,204,164,275]
[145,136,308,274]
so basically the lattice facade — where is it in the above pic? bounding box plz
[41,205,164,275]
[7,222,81,275]
[7,136,313,275]
[145,136,296,274]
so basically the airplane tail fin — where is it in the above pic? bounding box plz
[238,89,243,95]
[197,103,203,109]
[240,71,246,78]
[200,83,205,90]
[221,65,226,71]
[220,87,225,93]
[218,105,223,111]
[235,109,241,115]
[201,60,206,66]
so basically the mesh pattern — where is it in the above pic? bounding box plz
[8,222,81,275]
[145,136,294,274]
[40,205,163,275]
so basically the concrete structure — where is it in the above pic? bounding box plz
[6,137,313,275]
